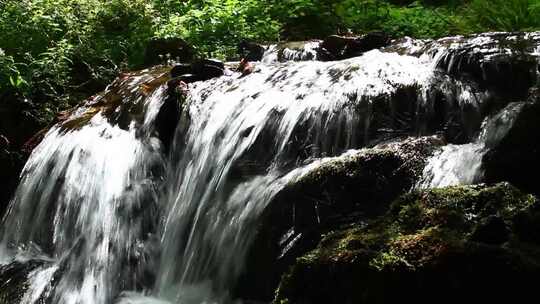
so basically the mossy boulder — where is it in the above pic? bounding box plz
[235,136,443,301]
[274,183,540,304]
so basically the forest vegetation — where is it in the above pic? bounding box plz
[1,0,540,127]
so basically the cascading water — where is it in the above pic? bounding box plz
[417,102,526,188]
[0,69,169,304]
[0,32,539,304]
[155,51,428,303]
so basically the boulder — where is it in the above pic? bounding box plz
[470,215,510,245]
[170,59,225,83]
[238,41,266,61]
[154,78,187,152]
[433,32,539,99]
[235,136,443,301]
[274,183,540,304]
[482,88,540,195]
[191,59,225,80]
[318,32,390,61]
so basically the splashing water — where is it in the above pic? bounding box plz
[417,102,525,188]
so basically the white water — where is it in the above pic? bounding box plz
[155,50,430,303]
[0,70,168,304]
[0,33,538,304]
[262,40,321,63]
[418,102,525,188]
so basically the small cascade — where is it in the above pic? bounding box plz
[0,68,171,304]
[417,102,526,188]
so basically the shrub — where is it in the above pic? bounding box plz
[465,0,540,32]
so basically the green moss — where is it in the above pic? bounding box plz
[274,183,540,303]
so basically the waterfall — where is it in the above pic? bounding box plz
[0,68,169,304]
[417,102,525,188]
[0,32,538,304]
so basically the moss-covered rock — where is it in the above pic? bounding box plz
[236,136,443,301]
[274,183,540,303]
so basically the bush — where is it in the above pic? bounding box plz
[0,50,28,94]
[465,0,540,32]
[156,0,280,58]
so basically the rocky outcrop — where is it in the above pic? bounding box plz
[318,32,391,61]
[260,32,391,63]
[274,183,540,303]
[170,59,225,83]
[238,40,266,61]
[236,136,444,301]
[432,32,540,99]
[482,88,540,195]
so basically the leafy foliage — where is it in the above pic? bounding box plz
[466,0,540,31]
[0,0,539,131]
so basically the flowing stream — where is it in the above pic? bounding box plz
[0,33,538,304]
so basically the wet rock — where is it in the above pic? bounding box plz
[59,66,172,132]
[0,134,9,150]
[170,64,192,78]
[170,59,225,83]
[318,32,391,61]
[154,79,186,152]
[274,183,540,304]
[143,38,195,67]
[432,32,540,99]
[235,136,443,301]
[263,41,321,62]
[482,89,540,195]
[238,41,266,61]
[191,59,225,80]
[0,260,45,303]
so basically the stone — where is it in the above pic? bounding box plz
[191,58,225,81]
[433,32,539,99]
[170,59,225,83]
[238,41,266,61]
[235,136,443,301]
[482,89,540,195]
[318,32,390,61]
[0,260,45,303]
[170,64,193,78]
[273,183,540,304]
